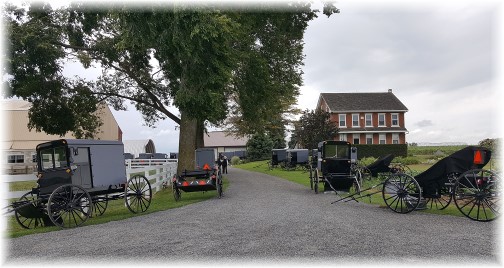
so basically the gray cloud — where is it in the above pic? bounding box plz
[415,120,434,128]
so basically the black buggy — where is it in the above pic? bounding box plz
[355,154,412,181]
[309,141,361,195]
[334,146,499,222]
[268,149,288,170]
[5,139,152,229]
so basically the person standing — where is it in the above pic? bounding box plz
[222,155,228,174]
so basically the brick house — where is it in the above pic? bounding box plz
[316,89,408,145]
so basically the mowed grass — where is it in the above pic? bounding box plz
[234,160,474,219]
[5,178,229,238]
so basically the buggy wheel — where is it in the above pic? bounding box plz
[92,195,108,217]
[309,167,314,190]
[425,186,452,210]
[360,166,372,181]
[47,184,92,228]
[125,175,152,213]
[351,172,362,196]
[15,191,46,229]
[173,182,181,201]
[390,163,413,176]
[314,169,319,194]
[453,169,499,222]
[382,174,421,214]
[217,170,223,198]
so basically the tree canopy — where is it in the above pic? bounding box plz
[3,2,339,172]
[289,109,339,149]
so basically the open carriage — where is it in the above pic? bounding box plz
[309,141,361,195]
[5,139,152,229]
[333,146,499,222]
[171,148,223,201]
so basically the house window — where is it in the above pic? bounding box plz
[339,134,347,141]
[352,114,359,127]
[339,114,346,128]
[379,134,386,144]
[353,134,360,144]
[378,113,386,127]
[365,114,372,127]
[391,114,399,126]
[392,134,400,144]
[7,154,24,164]
[366,134,373,144]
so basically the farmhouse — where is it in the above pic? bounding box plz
[316,89,408,144]
[2,99,122,174]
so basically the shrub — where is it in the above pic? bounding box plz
[393,156,421,165]
[230,156,241,165]
[358,157,377,166]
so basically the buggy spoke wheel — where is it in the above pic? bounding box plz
[314,169,319,194]
[92,195,108,217]
[47,184,92,228]
[454,169,499,222]
[425,186,452,210]
[15,191,46,229]
[173,183,181,201]
[125,175,152,213]
[382,174,421,214]
[217,170,223,198]
[309,167,314,190]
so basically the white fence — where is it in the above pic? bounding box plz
[3,160,178,199]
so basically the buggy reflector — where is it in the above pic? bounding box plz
[473,150,484,164]
[202,163,211,170]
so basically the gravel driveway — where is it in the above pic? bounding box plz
[4,167,499,265]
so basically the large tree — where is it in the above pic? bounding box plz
[3,2,339,173]
[290,109,339,149]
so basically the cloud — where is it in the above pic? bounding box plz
[415,120,433,128]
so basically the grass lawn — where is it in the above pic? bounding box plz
[234,160,467,219]
[5,178,229,238]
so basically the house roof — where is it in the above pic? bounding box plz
[204,131,248,147]
[319,91,408,112]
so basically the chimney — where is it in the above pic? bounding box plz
[388,88,393,93]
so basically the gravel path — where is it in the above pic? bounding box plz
[4,167,499,265]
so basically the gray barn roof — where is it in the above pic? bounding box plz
[204,131,248,147]
[319,92,408,112]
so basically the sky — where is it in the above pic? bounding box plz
[4,0,504,154]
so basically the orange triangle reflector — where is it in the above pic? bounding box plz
[474,150,483,164]
[203,163,211,170]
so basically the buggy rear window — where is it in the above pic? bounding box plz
[323,144,349,159]
[39,146,68,170]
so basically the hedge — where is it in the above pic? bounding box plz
[354,144,408,159]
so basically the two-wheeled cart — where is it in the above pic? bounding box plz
[172,148,223,201]
[4,139,152,229]
[333,146,499,221]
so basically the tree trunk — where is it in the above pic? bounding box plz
[177,112,198,174]
[176,113,206,174]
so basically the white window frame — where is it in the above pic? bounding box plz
[339,133,347,141]
[339,114,346,128]
[378,113,386,127]
[352,134,360,144]
[392,133,400,144]
[366,134,373,144]
[365,113,373,127]
[7,153,24,164]
[391,113,399,127]
[352,114,360,128]
[379,134,386,144]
